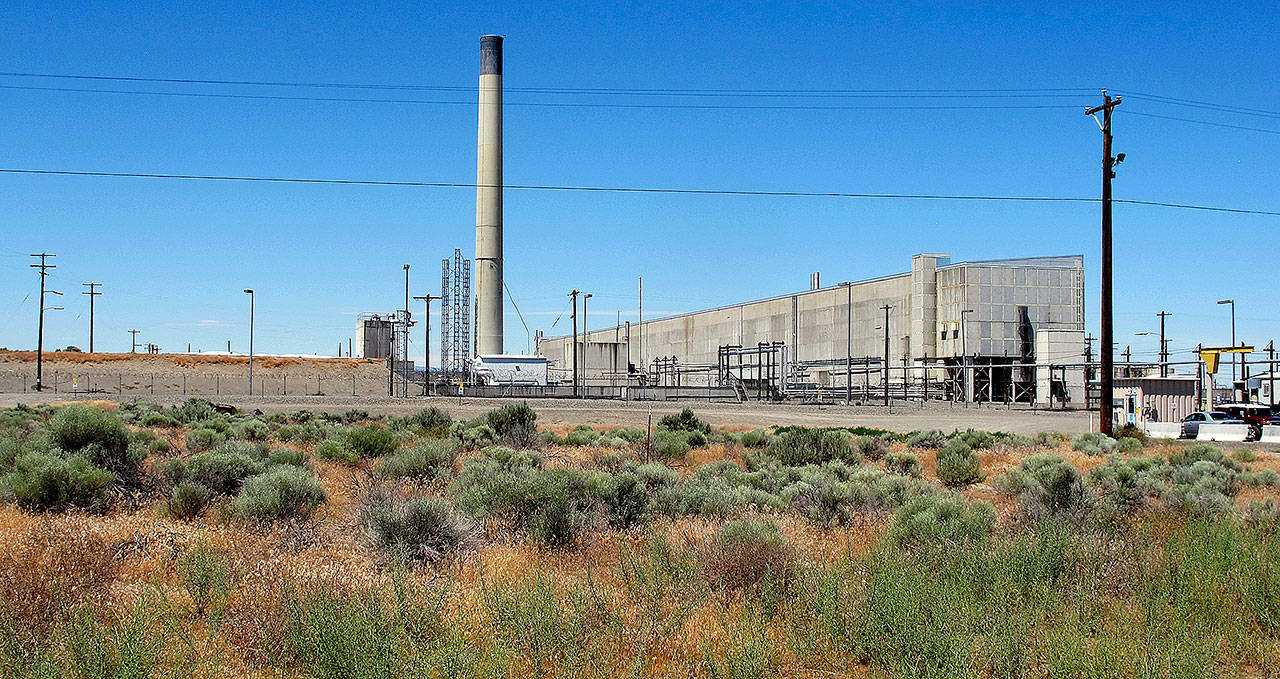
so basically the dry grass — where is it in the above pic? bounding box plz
[3,409,1280,677]
[0,349,365,370]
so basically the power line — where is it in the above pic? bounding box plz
[0,84,1087,110]
[1122,110,1280,136]
[3,167,1279,216]
[1115,91,1280,120]
[0,71,1097,97]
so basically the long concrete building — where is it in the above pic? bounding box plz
[538,253,1087,404]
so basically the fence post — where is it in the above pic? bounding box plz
[283,374,287,395]
[150,374,154,395]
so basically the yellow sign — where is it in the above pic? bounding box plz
[1198,345,1253,374]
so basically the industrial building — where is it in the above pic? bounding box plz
[538,253,1087,404]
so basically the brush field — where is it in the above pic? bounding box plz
[1,399,1278,678]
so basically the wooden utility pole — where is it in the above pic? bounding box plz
[1157,311,1172,377]
[30,253,56,391]
[82,282,101,353]
[569,290,580,396]
[1087,91,1123,433]
[413,294,439,396]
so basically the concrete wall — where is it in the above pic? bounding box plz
[539,253,1085,393]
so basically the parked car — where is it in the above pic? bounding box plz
[1218,403,1276,440]
[1179,411,1246,439]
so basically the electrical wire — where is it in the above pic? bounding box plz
[1123,110,1280,136]
[2,168,1278,216]
[0,72,1096,97]
[0,84,1086,110]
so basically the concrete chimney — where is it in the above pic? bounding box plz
[475,35,504,356]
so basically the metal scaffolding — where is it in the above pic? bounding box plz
[440,248,472,385]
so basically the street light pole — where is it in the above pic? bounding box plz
[244,289,255,396]
[1218,299,1236,386]
[413,294,439,396]
[569,290,580,397]
[582,293,592,397]
[960,308,974,403]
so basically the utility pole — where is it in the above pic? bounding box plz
[82,282,101,353]
[1123,345,1131,376]
[413,294,439,396]
[130,330,140,353]
[1157,311,1172,377]
[402,264,411,399]
[881,304,892,406]
[30,254,57,391]
[569,290,580,397]
[1268,340,1275,408]
[1087,91,1123,433]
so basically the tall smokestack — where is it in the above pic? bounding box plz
[475,35,504,356]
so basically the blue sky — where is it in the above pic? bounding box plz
[1,1,1277,367]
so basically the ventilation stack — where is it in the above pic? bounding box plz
[475,34,504,356]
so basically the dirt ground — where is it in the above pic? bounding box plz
[0,350,1102,434]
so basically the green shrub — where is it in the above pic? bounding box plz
[565,425,600,446]
[274,424,299,441]
[233,419,270,441]
[185,427,225,453]
[905,429,947,449]
[936,442,980,487]
[855,435,891,461]
[1232,448,1258,463]
[141,412,178,428]
[885,452,922,478]
[148,437,171,455]
[739,429,771,448]
[1170,443,1237,468]
[172,398,219,424]
[5,452,113,511]
[658,408,711,435]
[359,491,476,564]
[314,438,358,464]
[451,421,496,448]
[704,519,794,591]
[376,439,460,479]
[343,425,399,459]
[46,404,132,470]
[953,429,997,450]
[889,495,995,548]
[1034,431,1069,446]
[1116,436,1144,454]
[266,447,311,468]
[233,467,327,521]
[1242,469,1280,488]
[995,454,1086,519]
[185,445,265,495]
[763,428,857,466]
[166,481,213,520]
[451,451,603,547]
[1114,423,1147,445]
[1072,432,1117,456]
[486,402,538,445]
[399,407,452,434]
[646,429,692,463]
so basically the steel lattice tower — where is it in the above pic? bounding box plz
[440,249,473,384]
